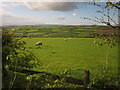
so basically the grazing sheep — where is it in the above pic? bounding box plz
[36,41,42,46]
[94,41,97,44]
[64,39,67,41]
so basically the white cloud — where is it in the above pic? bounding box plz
[23,2,79,11]
[1,0,93,2]
[1,2,79,12]
[1,9,43,25]
[56,15,65,20]
[0,2,23,8]
[72,13,77,16]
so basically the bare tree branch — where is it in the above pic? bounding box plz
[80,17,101,23]
[96,11,118,26]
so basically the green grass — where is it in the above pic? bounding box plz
[22,38,118,80]
[12,25,100,38]
[3,25,118,87]
[7,25,115,38]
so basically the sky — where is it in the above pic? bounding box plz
[0,1,119,26]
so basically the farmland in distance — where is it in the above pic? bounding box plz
[3,25,119,88]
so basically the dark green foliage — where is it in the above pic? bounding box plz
[2,28,38,70]
[2,28,39,88]
[2,71,29,89]
[3,71,84,89]
[90,67,119,89]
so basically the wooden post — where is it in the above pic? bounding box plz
[83,70,90,88]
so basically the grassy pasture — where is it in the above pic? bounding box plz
[22,38,118,81]
[12,25,108,37]
[3,25,119,88]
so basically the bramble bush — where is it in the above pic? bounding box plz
[2,27,39,88]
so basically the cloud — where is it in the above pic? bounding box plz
[72,13,77,16]
[56,15,65,20]
[1,0,94,2]
[1,2,79,12]
[1,10,43,25]
[23,2,79,11]
[52,14,65,20]
[1,2,23,7]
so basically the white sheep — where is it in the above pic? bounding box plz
[64,39,67,41]
[36,41,42,46]
[94,41,97,44]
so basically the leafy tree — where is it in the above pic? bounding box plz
[80,1,119,28]
[2,27,39,88]
[80,1,119,46]
[80,1,119,87]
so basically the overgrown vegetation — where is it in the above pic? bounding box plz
[2,28,39,89]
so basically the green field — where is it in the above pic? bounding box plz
[22,37,118,82]
[2,25,119,88]
[5,25,114,38]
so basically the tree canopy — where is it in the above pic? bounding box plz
[2,27,38,71]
